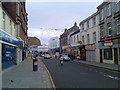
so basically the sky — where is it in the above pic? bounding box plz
[26,1,103,45]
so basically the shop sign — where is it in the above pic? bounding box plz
[0,29,23,45]
[104,40,113,46]
[85,45,95,50]
[77,41,82,44]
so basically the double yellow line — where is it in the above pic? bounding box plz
[42,61,56,90]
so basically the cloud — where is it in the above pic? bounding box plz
[28,28,64,45]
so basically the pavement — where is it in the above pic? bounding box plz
[73,59,120,72]
[2,58,52,88]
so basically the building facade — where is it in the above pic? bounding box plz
[60,22,80,54]
[97,2,120,65]
[79,12,100,62]
[28,37,41,46]
[0,2,24,70]
[68,30,81,59]
[38,45,48,53]
[48,36,60,56]
[2,1,28,61]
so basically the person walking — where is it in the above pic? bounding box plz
[60,55,63,66]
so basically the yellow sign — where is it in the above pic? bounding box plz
[77,41,82,44]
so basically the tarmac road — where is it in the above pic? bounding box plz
[41,57,120,88]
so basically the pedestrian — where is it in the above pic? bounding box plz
[60,55,63,66]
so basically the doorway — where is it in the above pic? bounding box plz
[114,48,118,65]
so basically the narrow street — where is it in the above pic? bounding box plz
[41,57,119,88]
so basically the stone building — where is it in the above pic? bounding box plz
[97,2,120,65]
[60,22,79,53]
[28,37,41,46]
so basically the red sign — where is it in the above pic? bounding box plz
[104,40,113,46]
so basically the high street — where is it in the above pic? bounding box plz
[41,57,120,88]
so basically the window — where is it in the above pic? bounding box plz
[74,36,76,43]
[100,8,104,20]
[104,49,112,60]
[77,35,79,41]
[82,24,84,30]
[107,3,111,16]
[93,32,96,42]
[107,22,112,36]
[87,34,90,44]
[82,36,84,44]
[115,1,120,13]
[17,3,20,16]
[87,21,89,29]
[93,17,96,26]
[3,12,5,29]
[100,25,104,38]
[10,20,12,34]
[116,19,120,34]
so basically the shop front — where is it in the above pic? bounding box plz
[99,39,120,65]
[85,44,96,62]
[0,29,23,70]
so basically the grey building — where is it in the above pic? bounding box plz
[97,2,120,65]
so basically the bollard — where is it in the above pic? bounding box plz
[33,58,38,71]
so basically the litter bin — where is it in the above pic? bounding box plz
[33,57,38,71]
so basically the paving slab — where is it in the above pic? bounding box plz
[2,59,52,88]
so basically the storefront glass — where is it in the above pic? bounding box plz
[2,44,17,70]
[104,48,112,60]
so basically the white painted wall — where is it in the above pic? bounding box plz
[70,32,80,46]
[80,12,100,62]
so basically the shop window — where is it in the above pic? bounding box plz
[104,48,112,60]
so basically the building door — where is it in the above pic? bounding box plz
[114,48,118,65]
[100,49,103,63]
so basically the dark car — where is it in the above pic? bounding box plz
[62,55,71,61]
[44,54,52,59]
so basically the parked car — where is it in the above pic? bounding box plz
[44,54,52,59]
[62,55,71,61]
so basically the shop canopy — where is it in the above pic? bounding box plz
[0,29,23,45]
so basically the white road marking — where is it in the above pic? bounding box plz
[104,74,120,80]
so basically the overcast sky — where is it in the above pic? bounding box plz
[26,1,103,45]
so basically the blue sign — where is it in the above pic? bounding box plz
[0,29,23,45]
